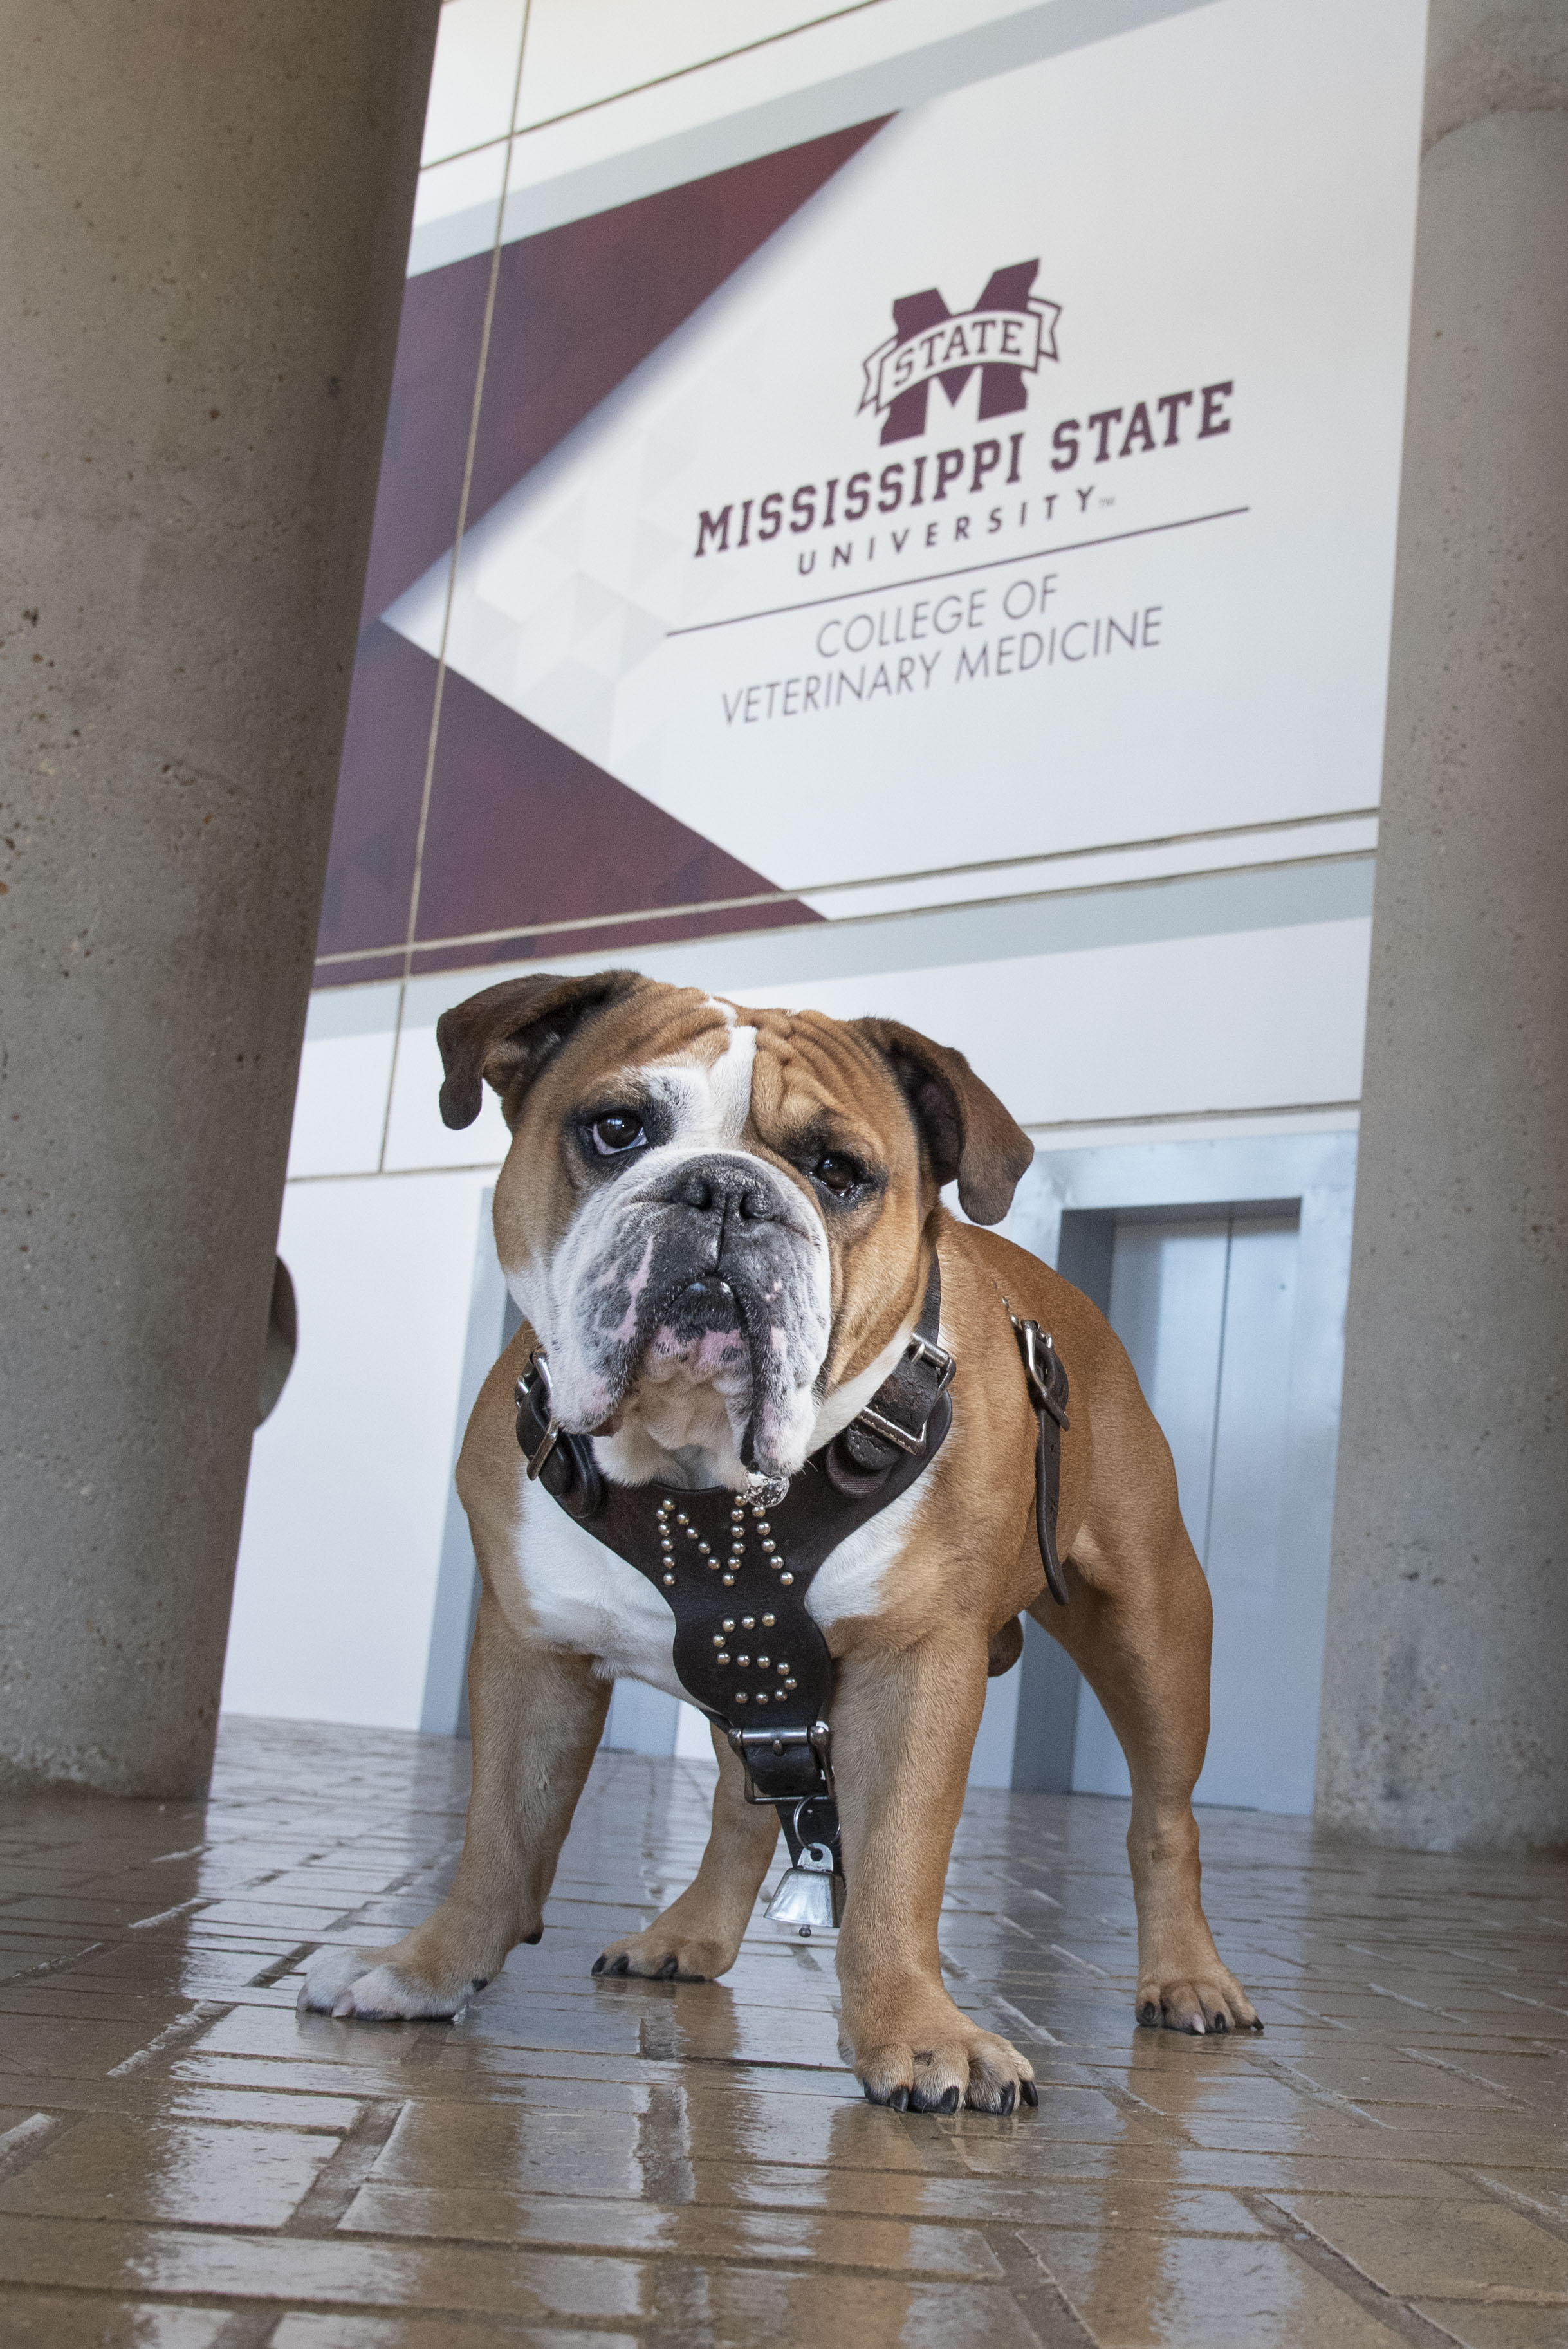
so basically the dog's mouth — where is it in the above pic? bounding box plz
[606,1271,784,1469]
[557,1193,831,1482]
[634,1269,753,1411]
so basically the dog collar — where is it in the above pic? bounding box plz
[513,1254,954,1878]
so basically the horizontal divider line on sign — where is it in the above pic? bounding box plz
[315,817,1372,972]
[1022,1098,1361,1136]
[420,0,887,179]
[508,0,891,146]
[318,849,1371,971]
[665,505,1251,636]
[418,126,509,177]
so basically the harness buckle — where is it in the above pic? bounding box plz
[515,1349,563,1479]
[851,1329,956,1456]
[727,1720,835,1805]
[1014,1320,1069,1429]
[906,1330,957,1385]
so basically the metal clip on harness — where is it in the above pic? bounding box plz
[515,1350,562,1481]
[728,1722,845,1935]
[1011,1317,1071,1605]
[727,1719,835,1807]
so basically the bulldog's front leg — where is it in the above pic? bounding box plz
[833,1635,1038,2114]
[299,1592,607,2018]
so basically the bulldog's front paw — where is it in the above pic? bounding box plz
[849,2013,1038,2115]
[296,1942,489,2022]
[1136,1960,1262,2034]
[592,1924,735,1982]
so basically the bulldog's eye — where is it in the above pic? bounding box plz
[813,1152,862,1197]
[591,1112,647,1156]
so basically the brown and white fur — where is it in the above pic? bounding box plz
[299,971,1260,2110]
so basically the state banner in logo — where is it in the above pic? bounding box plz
[859,260,1062,443]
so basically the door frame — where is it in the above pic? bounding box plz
[997,1128,1359,1809]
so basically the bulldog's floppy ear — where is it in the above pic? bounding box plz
[436,970,645,1131]
[853,1017,1033,1226]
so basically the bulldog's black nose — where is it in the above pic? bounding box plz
[659,1156,782,1222]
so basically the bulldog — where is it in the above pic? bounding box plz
[300,970,1260,2108]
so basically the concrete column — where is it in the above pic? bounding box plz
[1318,3,1568,1849]
[0,3,440,1794]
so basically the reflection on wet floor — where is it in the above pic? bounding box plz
[0,1717,1565,2345]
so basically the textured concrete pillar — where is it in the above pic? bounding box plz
[0,3,440,1794]
[1318,4,1568,1850]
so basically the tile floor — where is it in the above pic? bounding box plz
[1,1719,1565,2346]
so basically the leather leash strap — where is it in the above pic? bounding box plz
[515,1255,955,1807]
[1012,1318,1071,1607]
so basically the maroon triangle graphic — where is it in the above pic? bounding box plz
[316,622,437,973]
[317,637,820,987]
[403,659,820,980]
[329,120,884,980]
[360,115,888,628]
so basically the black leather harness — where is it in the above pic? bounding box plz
[515,1254,1069,1897]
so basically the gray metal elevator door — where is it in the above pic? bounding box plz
[1070,1206,1303,1809]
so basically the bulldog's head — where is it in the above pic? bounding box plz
[438,972,1032,1488]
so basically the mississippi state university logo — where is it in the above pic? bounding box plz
[859,259,1061,444]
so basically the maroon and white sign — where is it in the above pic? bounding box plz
[375,0,1423,924]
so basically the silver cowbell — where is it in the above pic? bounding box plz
[765,1839,846,1936]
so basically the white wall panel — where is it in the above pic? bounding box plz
[238,916,1366,1731]
[410,140,511,272]
[223,1169,492,1727]
[726,918,1372,1130]
[497,0,1215,249]
[516,0,867,131]
[286,983,401,1180]
[382,1004,511,1172]
[366,913,1370,1175]
[422,0,528,165]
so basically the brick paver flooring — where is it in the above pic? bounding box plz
[1,1717,1565,2344]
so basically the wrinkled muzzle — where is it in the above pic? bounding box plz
[533,1151,832,1482]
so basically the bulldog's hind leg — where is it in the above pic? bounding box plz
[1038,1484,1261,2035]
[593,1724,779,1982]
[299,1591,607,2019]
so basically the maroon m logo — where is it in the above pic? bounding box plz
[861,261,1060,445]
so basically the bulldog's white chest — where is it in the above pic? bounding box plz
[504,1473,683,1697]
[501,1460,926,1698]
